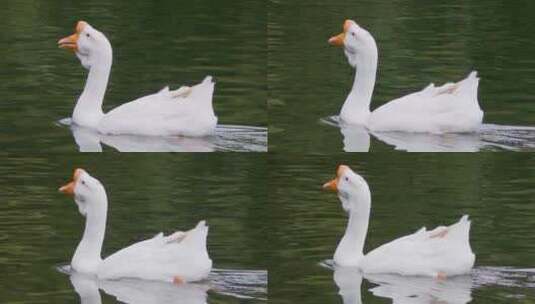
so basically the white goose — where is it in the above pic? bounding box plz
[328,20,483,134]
[59,168,212,283]
[323,165,475,278]
[58,21,217,137]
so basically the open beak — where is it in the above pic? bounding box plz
[59,168,84,196]
[322,165,350,192]
[58,21,87,52]
[328,19,354,47]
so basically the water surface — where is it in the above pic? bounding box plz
[269,0,535,152]
[58,265,267,303]
[0,0,266,152]
[268,154,535,303]
[322,116,535,152]
[0,154,268,303]
[58,118,267,152]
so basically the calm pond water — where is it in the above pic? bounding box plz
[269,0,535,152]
[0,0,266,152]
[0,154,268,303]
[269,154,535,303]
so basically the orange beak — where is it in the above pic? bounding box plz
[328,20,354,47]
[322,165,350,192]
[59,168,84,196]
[58,21,87,52]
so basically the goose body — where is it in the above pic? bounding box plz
[97,223,211,282]
[329,20,483,134]
[359,216,474,277]
[59,169,212,283]
[59,21,217,137]
[323,165,475,278]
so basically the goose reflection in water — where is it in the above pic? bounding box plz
[70,272,209,304]
[64,266,267,303]
[325,117,535,152]
[70,123,214,152]
[61,118,268,152]
[333,267,473,304]
[68,268,267,303]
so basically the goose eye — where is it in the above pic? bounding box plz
[86,33,90,38]
[81,180,86,185]
[350,32,356,37]
[344,177,349,182]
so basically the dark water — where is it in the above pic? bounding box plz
[268,154,535,303]
[0,154,268,303]
[269,0,535,152]
[0,0,266,152]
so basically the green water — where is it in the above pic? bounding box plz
[0,154,268,303]
[0,0,266,152]
[269,0,535,152]
[269,154,535,303]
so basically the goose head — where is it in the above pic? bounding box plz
[323,165,371,212]
[328,20,378,68]
[59,168,107,217]
[58,21,112,70]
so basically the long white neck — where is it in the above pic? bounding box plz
[340,48,378,126]
[72,194,107,274]
[334,188,371,267]
[72,55,111,128]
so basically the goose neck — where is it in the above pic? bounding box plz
[334,193,371,267]
[340,53,377,125]
[72,196,107,273]
[72,57,111,128]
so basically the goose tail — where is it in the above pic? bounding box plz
[448,215,472,246]
[182,220,209,249]
[167,76,215,100]
[458,71,480,105]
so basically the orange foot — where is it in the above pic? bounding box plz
[436,272,447,280]
[173,276,185,285]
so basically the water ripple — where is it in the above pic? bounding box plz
[321,116,535,152]
[57,118,267,152]
[57,264,267,302]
